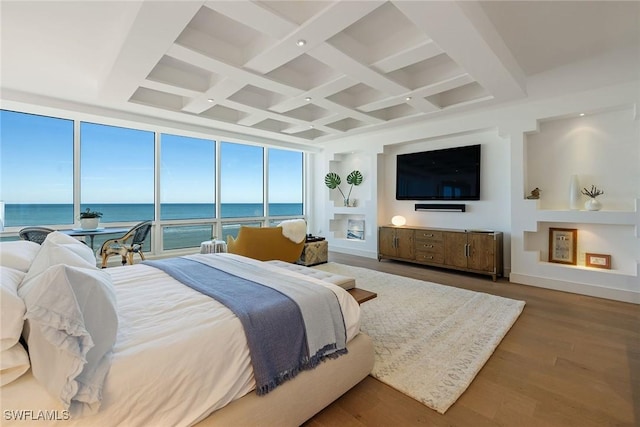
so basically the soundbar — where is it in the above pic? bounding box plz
[415,203,466,212]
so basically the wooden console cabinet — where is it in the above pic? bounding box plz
[378,226,415,260]
[378,226,503,281]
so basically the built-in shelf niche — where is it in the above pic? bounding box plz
[524,221,638,276]
[524,106,638,212]
[521,105,639,285]
[329,213,366,241]
[326,150,373,245]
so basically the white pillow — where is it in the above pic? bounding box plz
[23,231,97,283]
[0,266,30,386]
[0,344,30,387]
[19,264,118,416]
[0,240,41,272]
[0,267,26,351]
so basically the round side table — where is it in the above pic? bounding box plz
[200,240,227,254]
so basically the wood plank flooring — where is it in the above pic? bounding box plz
[303,253,639,427]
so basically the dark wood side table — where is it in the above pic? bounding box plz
[347,288,377,304]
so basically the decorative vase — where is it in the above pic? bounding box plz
[569,174,581,210]
[343,198,350,207]
[585,198,602,211]
[80,218,100,230]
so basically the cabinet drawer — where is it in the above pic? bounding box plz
[415,230,443,242]
[415,240,444,254]
[415,251,444,264]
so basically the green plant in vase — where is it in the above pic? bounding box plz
[324,170,363,207]
[79,208,103,229]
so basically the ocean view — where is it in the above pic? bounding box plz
[4,203,303,227]
[4,203,304,250]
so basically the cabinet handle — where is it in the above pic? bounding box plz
[423,244,433,248]
[423,233,434,237]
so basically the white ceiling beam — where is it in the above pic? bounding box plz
[372,40,444,74]
[358,73,473,112]
[406,98,440,114]
[313,112,348,127]
[313,97,383,125]
[167,45,302,96]
[243,1,385,74]
[204,1,295,39]
[236,114,267,127]
[414,74,475,99]
[309,43,409,97]
[281,123,340,136]
[221,99,310,129]
[100,1,204,102]
[140,79,202,100]
[269,76,356,113]
[393,0,526,101]
[183,78,246,114]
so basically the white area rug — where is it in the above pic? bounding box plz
[313,262,525,414]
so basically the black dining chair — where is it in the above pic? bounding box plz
[98,221,152,268]
[18,226,55,244]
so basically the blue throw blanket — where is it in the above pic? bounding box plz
[144,255,347,395]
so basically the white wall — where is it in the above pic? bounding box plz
[381,130,512,271]
[315,79,640,303]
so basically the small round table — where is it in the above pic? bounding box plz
[200,240,227,254]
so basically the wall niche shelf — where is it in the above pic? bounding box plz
[323,150,376,256]
[331,206,367,215]
[535,260,638,278]
[522,198,639,229]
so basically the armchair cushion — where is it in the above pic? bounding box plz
[226,226,305,263]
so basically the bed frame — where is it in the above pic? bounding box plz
[195,333,374,427]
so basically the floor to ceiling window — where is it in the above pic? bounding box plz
[219,141,264,218]
[0,110,74,227]
[80,122,155,223]
[160,133,216,250]
[1,108,306,251]
[268,148,303,217]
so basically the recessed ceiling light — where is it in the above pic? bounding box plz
[207,98,214,103]
[579,113,585,116]
[309,125,314,128]
[405,96,412,101]
[305,97,312,102]
[296,39,306,47]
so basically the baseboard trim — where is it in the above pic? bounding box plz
[509,273,640,304]
[329,246,377,259]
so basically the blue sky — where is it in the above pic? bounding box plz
[0,110,303,204]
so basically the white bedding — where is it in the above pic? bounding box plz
[1,254,361,427]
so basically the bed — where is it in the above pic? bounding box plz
[0,233,373,426]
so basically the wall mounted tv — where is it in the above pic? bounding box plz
[396,144,481,200]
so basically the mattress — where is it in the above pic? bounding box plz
[1,254,361,426]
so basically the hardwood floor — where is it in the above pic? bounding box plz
[304,253,640,427]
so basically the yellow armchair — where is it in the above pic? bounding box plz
[226,226,305,263]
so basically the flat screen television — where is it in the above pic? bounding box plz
[396,144,481,200]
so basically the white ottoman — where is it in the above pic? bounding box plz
[266,260,356,290]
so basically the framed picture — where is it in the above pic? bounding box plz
[586,253,611,269]
[548,227,577,265]
[347,219,365,240]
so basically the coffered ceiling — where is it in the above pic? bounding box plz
[1,1,638,147]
